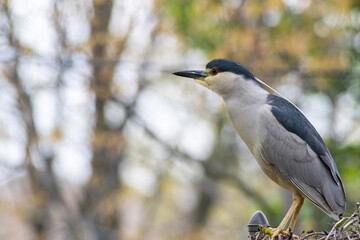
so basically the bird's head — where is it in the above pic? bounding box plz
[173,58,264,97]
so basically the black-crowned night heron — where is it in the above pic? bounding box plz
[173,59,346,239]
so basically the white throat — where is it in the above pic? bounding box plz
[221,76,269,153]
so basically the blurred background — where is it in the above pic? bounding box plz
[0,0,359,239]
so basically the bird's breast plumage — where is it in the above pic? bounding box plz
[223,78,269,152]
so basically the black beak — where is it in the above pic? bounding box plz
[172,70,207,80]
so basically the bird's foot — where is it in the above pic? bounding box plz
[268,227,299,240]
[269,227,287,240]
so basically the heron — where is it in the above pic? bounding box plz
[173,58,346,239]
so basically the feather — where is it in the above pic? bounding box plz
[258,96,346,218]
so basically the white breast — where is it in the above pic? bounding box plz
[223,79,268,154]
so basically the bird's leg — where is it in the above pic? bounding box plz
[271,195,299,240]
[289,196,304,231]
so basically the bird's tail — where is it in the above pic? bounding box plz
[307,178,346,220]
[321,178,346,219]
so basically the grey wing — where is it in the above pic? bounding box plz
[259,104,345,219]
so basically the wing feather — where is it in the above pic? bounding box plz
[258,96,346,218]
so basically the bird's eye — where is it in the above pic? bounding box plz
[211,68,218,75]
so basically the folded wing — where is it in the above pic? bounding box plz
[259,94,345,219]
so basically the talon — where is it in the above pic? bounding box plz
[263,226,273,236]
[288,228,293,239]
[270,228,284,240]
[269,228,299,240]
